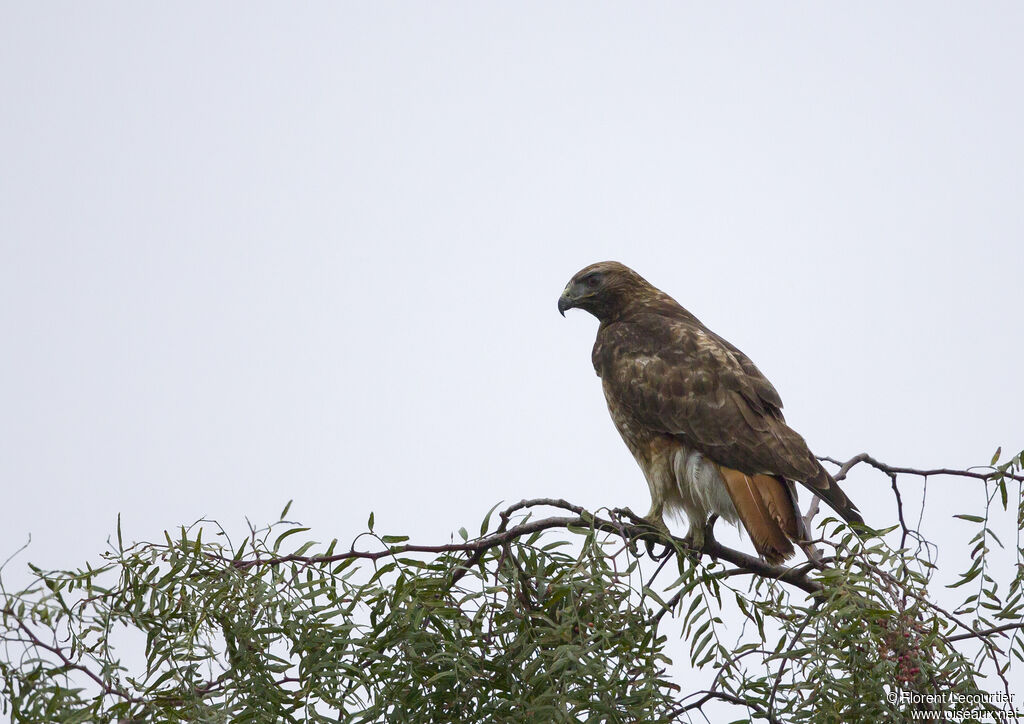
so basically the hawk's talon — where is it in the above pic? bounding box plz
[618,506,673,560]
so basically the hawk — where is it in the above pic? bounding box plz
[558,261,862,564]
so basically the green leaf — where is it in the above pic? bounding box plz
[480,500,503,536]
[332,557,357,575]
[954,514,985,523]
[280,499,293,520]
[367,511,374,530]
[273,527,310,552]
[991,446,1002,465]
[948,564,983,588]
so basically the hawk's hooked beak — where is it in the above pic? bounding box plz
[558,286,576,317]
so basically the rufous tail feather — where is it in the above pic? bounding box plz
[718,466,800,565]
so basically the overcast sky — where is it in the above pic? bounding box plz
[2,1,1022,705]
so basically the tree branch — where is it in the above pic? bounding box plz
[820,453,1024,483]
[225,499,826,597]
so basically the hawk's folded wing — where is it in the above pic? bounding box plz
[595,312,862,525]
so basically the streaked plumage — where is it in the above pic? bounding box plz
[559,261,862,564]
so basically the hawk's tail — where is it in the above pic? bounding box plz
[718,466,803,565]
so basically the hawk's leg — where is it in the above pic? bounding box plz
[641,502,670,535]
[682,514,719,557]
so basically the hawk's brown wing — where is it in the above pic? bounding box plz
[595,312,862,525]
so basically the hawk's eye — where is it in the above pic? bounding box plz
[583,273,602,288]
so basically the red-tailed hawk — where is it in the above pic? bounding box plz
[559,261,862,564]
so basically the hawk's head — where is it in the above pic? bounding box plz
[558,261,654,322]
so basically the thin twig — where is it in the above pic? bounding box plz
[946,621,1024,643]
[670,688,783,724]
[11,616,144,705]
[820,453,1024,483]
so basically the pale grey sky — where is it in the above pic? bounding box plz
[2,0,1022,705]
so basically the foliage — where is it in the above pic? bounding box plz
[1,451,1022,723]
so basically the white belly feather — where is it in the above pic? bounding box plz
[635,441,741,533]
[671,447,739,525]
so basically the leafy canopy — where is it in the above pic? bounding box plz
[1,451,1022,723]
